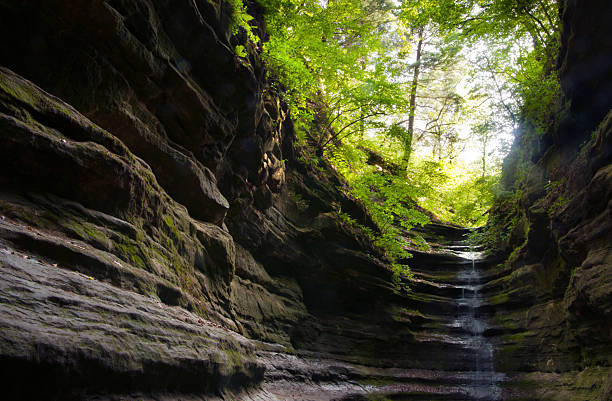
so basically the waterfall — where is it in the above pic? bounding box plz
[453,243,503,400]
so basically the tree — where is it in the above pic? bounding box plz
[403,26,423,164]
[472,121,496,178]
[237,0,561,232]
[259,0,411,151]
[392,0,470,163]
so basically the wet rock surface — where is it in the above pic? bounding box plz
[0,220,505,401]
[483,1,612,399]
[0,0,611,400]
[0,0,506,398]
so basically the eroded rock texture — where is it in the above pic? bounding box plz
[0,1,499,400]
[0,0,611,400]
[0,63,503,399]
[482,1,612,399]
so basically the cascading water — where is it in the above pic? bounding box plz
[453,243,503,400]
[345,225,507,400]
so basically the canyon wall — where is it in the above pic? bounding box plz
[0,0,611,400]
[0,1,483,399]
[482,0,612,399]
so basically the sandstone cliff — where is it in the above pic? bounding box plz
[480,1,612,399]
[0,1,489,399]
[0,0,611,400]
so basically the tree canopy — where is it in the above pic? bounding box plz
[230,0,561,278]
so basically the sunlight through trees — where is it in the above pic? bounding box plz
[230,0,561,248]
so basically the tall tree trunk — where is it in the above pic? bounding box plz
[403,27,424,165]
[481,134,489,178]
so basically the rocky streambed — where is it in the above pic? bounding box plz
[0,217,503,401]
[1,0,612,399]
[0,50,505,399]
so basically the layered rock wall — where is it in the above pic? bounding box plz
[1,0,612,400]
[0,1,444,399]
[482,1,612,399]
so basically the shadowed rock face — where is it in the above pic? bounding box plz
[0,1,501,399]
[0,0,611,400]
[558,0,612,143]
[482,1,612,399]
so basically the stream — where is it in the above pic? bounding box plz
[357,228,508,401]
[451,243,503,400]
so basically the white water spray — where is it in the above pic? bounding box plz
[452,242,503,400]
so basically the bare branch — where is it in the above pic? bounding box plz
[321,112,386,148]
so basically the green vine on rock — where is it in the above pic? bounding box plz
[335,209,417,293]
[228,0,260,57]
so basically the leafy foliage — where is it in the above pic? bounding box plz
[228,0,260,55]
[512,47,561,134]
[329,141,430,288]
[463,0,561,132]
[426,168,500,226]
[225,0,563,278]
[259,0,412,144]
